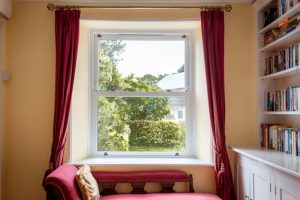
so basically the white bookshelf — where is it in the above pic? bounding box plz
[260,66,300,80]
[259,3,300,34]
[259,27,300,52]
[261,111,300,115]
[254,0,300,149]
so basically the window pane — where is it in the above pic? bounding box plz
[98,39,185,92]
[97,97,186,152]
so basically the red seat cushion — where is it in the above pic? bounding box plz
[101,193,221,200]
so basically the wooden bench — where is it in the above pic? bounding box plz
[44,164,221,200]
[92,170,194,195]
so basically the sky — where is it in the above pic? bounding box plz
[116,40,185,77]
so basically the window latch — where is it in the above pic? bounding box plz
[104,152,109,157]
[175,152,180,157]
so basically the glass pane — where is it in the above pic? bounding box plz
[98,39,185,92]
[97,97,186,152]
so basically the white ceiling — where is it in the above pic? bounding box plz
[12,0,254,3]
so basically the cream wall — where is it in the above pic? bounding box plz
[5,2,256,199]
[0,21,8,200]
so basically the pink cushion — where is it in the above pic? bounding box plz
[101,193,221,200]
[93,171,188,182]
[44,164,82,200]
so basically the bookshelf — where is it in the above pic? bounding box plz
[259,3,300,34]
[260,66,300,80]
[259,27,300,51]
[261,111,300,115]
[254,0,300,156]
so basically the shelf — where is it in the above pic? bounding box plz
[260,66,300,80]
[260,27,300,52]
[259,3,300,34]
[261,111,300,115]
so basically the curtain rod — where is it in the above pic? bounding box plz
[47,3,232,12]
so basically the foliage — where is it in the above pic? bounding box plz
[98,40,125,91]
[128,120,185,149]
[97,98,130,151]
[97,40,184,152]
[123,97,170,121]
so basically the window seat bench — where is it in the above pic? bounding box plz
[43,164,221,200]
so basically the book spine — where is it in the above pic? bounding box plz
[288,129,291,154]
[298,131,300,156]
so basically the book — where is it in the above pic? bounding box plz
[261,123,270,148]
[265,86,300,112]
[297,130,300,156]
[263,42,300,76]
[294,43,300,67]
[261,124,300,157]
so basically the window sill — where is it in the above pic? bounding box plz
[69,157,214,166]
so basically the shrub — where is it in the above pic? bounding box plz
[128,120,185,148]
[97,98,130,151]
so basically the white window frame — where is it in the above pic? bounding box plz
[89,29,196,158]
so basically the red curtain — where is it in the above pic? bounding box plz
[201,10,234,200]
[45,9,80,180]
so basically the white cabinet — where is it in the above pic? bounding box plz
[237,155,271,200]
[249,162,271,200]
[275,171,300,200]
[237,156,250,200]
[235,152,300,200]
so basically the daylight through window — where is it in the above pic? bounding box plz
[90,32,195,156]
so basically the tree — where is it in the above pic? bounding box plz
[138,74,159,87]
[97,40,183,151]
[98,40,125,91]
[97,40,128,150]
[98,98,129,151]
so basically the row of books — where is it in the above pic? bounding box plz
[278,0,300,17]
[265,86,300,111]
[264,43,300,75]
[261,124,300,156]
[264,11,300,46]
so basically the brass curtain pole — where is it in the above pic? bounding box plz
[47,3,232,12]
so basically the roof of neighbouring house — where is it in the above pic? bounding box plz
[158,72,184,90]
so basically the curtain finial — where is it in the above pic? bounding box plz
[225,5,232,12]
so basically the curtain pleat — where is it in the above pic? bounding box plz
[43,9,80,185]
[201,10,234,200]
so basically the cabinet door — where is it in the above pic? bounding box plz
[249,163,271,200]
[237,161,250,200]
[275,172,300,200]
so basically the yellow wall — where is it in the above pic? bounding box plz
[0,21,8,200]
[5,2,256,199]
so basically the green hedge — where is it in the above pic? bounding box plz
[128,120,185,148]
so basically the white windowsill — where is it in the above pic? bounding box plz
[69,157,214,166]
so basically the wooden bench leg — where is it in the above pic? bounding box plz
[101,182,117,195]
[131,182,146,194]
[160,182,175,193]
